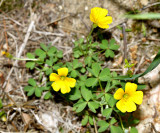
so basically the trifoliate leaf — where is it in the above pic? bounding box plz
[28,78,36,87]
[99,68,111,81]
[25,62,35,70]
[81,115,88,126]
[40,43,48,51]
[26,53,35,59]
[88,102,96,113]
[81,86,92,101]
[76,102,87,113]
[47,46,57,56]
[35,87,42,97]
[92,63,101,77]
[85,78,98,87]
[35,48,46,59]
[102,108,112,119]
[27,88,35,96]
[110,126,123,133]
[44,91,52,100]
[105,49,115,58]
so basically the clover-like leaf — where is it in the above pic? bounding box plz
[105,49,115,58]
[81,86,92,101]
[102,108,112,119]
[85,78,98,87]
[35,48,46,59]
[81,115,88,126]
[28,78,36,87]
[99,68,111,81]
[92,63,101,77]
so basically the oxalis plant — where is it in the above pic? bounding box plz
[2,7,160,133]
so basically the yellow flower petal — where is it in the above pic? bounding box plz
[125,82,137,95]
[125,98,137,112]
[58,67,68,77]
[50,73,60,81]
[61,83,71,94]
[131,91,143,105]
[116,99,127,113]
[114,88,125,100]
[90,7,101,23]
[90,7,112,29]
[65,77,76,88]
[51,81,61,91]
[98,8,108,19]
[116,98,136,113]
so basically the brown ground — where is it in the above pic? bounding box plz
[0,0,160,132]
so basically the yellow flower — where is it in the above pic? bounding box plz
[114,82,143,113]
[90,7,112,29]
[49,67,76,94]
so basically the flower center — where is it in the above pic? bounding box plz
[123,93,129,99]
[60,76,66,80]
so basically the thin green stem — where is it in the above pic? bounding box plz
[86,24,96,51]
[118,114,125,131]
[98,80,103,92]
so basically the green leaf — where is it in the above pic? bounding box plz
[110,126,123,133]
[81,86,92,101]
[27,87,35,96]
[130,127,138,133]
[35,88,42,97]
[110,118,117,125]
[35,48,46,59]
[109,38,116,46]
[98,125,109,132]
[84,56,92,66]
[44,91,52,100]
[125,13,160,20]
[24,86,32,92]
[97,121,109,132]
[76,102,87,113]
[97,120,107,126]
[25,62,35,70]
[46,59,53,66]
[45,68,53,75]
[0,99,3,109]
[73,59,83,69]
[88,101,100,109]
[71,70,79,78]
[110,44,119,50]
[26,53,35,59]
[88,102,96,113]
[100,40,108,49]
[69,87,81,100]
[92,63,101,77]
[85,78,98,87]
[105,94,117,107]
[28,78,36,87]
[99,68,111,81]
[105,49,115,58]
[137,84,146,90]
[74,50,82,58]
[89,116,94,125]
[80,68,86,73]
[81,115,88,126]
[47,46,57,56]
[0,111,5,117]
[57,50,63,58]
[102,108,112,119]
[105,81,111,92]
[40,43,48,51]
